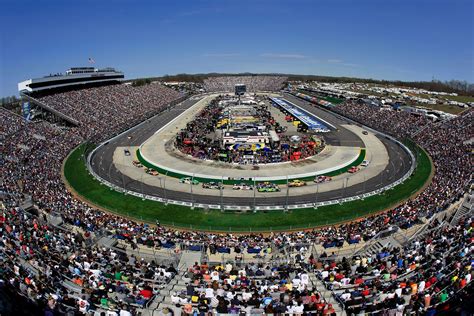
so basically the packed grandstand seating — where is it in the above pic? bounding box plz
[203,76,287,92]
[0,78,473,315]
[37,83,183,141]
[333,102,472,223]
[318,216,473,315]
[1,198,177,315]
[164,261,338,315]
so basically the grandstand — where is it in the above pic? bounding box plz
[1,74,473,315]
[203,76,287,92]
[18,67,124,94]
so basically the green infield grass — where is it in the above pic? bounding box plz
[63,140,431,232]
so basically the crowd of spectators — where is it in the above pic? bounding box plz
[333,102,472,223]
[1,197,179,315]
[316,215,473,315]
[163,259,337,315]
[1,99,471,252]
[38,83,183,141]
[203,76,287,93]
[332,101,431,139]
[0,82,472,314]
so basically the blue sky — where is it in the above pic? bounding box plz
[0,0,472,96]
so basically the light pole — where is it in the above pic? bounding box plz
[108,162,113,188]
[164,171,168,204]
[122,144,126,193]
[253,179,256,211]
[314,183,319,209]
[220,176,224,211]
[122,171,126,194]
[346,177,349,197]
[190,173,194,208]
[141,173,145,200]
[340,177,345,199]
[362,174,366,195]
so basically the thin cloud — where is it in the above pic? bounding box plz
[161,8,224,24]
[260,53,307,59]
[202,53,242,58]
[179,8,223,17]
[326,59,361,67]
[159,18,173,24]
[341,63,361,68]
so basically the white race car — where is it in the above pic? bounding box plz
[232,183,253,190]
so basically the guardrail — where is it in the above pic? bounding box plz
[84,93,417,211]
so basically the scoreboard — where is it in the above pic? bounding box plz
[235,84,246,96]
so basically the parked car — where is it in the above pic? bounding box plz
[179,177,200,185]
[202,182,223,189]
[288,179,306,187]
[233,183,253,190]
[314,175,332,183]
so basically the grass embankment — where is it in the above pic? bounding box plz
[63,141,431,232]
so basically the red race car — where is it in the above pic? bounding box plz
[348,166,360,173]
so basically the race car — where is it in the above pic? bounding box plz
[314,175,332,183]
[288,179,306,187]
[361,160,370,167]
[179,177,200,185]
[362,130,368,135]
[145,168,159,176]
[257,182,281,192]
[132,160,143,168]
[124,149,131,156]
[232,183,253,190]
[348,166,360,173]
[202,181,223,189]
[257,186,281,193]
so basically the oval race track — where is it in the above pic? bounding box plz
[90,94,413,207]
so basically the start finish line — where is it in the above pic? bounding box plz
[270,97,331,132]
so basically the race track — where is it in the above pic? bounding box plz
[90,94,413,207]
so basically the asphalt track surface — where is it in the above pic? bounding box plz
[90,94,412,207]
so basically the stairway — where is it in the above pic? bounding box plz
[450,194,473,226]
[96,235,118,248]
[355,240,386,257]
[392,224,419,245]
[178,250,203,268]
[149,262,191,312]
[310,273,346,316]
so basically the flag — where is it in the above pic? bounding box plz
[88,57,95,64]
